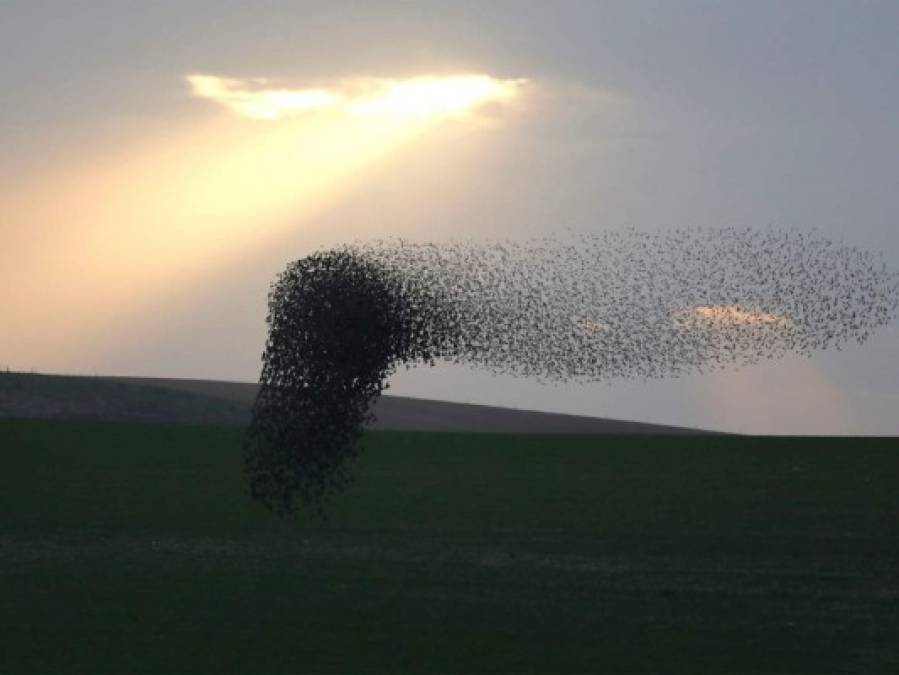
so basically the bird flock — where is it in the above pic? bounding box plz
[244,227,899,514]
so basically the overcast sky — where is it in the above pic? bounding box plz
[3,1,898,433]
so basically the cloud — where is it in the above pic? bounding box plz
[678,305,790,327]
[187,73,524,121]
[187,75,338,120]
[573,318,609,334]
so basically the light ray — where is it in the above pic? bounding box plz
[1,71,525,371]
[187,73,525,121]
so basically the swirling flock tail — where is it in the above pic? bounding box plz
[244,228,899,514]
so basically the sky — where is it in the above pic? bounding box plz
[2,0,899,434]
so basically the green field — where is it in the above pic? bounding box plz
[1,419,898,673]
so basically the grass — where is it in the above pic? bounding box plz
[1,419,898,673]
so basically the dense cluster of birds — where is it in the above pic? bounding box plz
[244,227,899,514]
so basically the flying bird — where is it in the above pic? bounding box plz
[244,227,899,514]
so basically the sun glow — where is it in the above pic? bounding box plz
[187,75,338,120]
[686,305,790,327]
[188,73,524,121]
[347,75,521,118]
[1,71,525,371]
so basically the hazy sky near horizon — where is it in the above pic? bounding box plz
[3,0,899,433]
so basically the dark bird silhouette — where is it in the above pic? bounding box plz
[244,227,899,514]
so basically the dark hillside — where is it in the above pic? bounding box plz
[1,371,716,434]
[0,371,249,425]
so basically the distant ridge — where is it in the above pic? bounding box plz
[0,372,720,434]
[115,375,718,434]
[0,372,249,426]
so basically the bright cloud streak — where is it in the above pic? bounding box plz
[687,305,790,326]
[3,71,526,372]
[187,73,524,121]
[573,318,609,334]
[347,75,521,118]
[187,75,338,120]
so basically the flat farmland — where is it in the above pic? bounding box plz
[1,419,898,673]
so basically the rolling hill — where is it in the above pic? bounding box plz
[0,371,716,434]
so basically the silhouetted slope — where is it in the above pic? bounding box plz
[0,372,249,425]
[1,371,718,433]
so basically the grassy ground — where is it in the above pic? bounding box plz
[1,419,898,673]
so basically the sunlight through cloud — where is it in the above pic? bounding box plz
[4,72,526,369]
[187,73,525,121]
[682,305,791,327]
[187,75,338,120]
